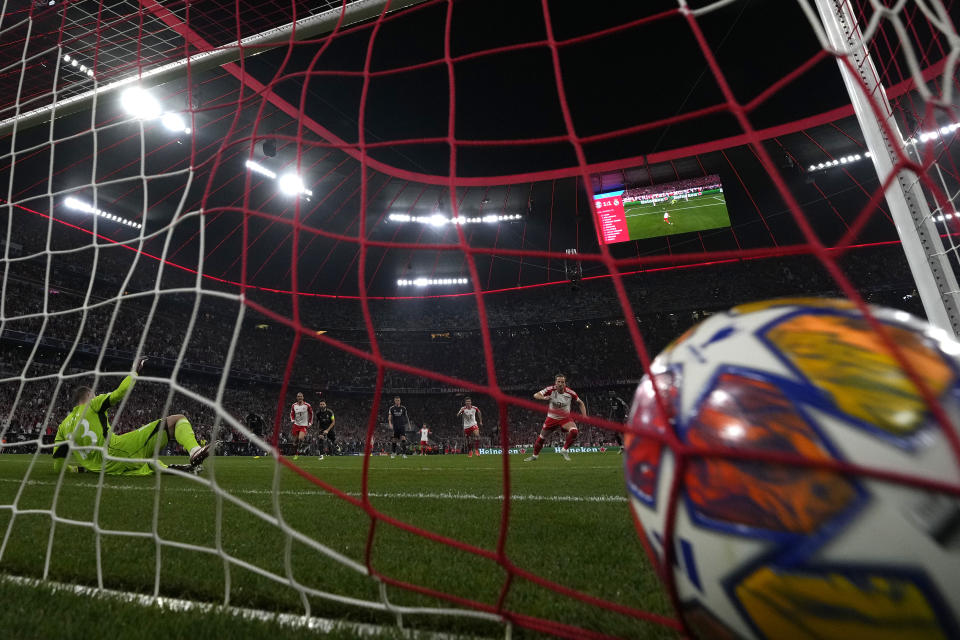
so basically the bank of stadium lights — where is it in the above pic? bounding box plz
[119,87,191,134]
[397,278,469,287]
[808,152,871,173]
[905,122,960,146]
[807,122,959,172]
[388,213,523,226]
[245,160,277,179]
[808,123,960,173]
[933,212,960,222]
[63,197,142,229]
[61,53,95,78]
[244,160,312,198]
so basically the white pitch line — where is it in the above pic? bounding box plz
[0,478,627,502]
[0,574,474,640]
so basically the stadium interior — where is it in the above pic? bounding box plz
[1,0,959,638]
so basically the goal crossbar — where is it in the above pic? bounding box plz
[0,0,426,138]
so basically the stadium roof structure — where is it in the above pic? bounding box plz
[1,0,959,298]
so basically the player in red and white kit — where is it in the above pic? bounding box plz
[525,373,586,462]
[289,392,313,460]
[419,424,430,455]
[663,210,673,225]
[457,397,482,457]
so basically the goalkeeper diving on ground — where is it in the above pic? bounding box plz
[52,358,212,475]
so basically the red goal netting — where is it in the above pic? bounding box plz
[2,0,960,638]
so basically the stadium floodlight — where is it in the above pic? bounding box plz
[245,159,277,179]
[278,172,312,197]
[392,212,521,226]
[397,277,469,287]
[278,173,303,195]
[809,152,878,173]
[121,87,162,120]
[63,54,70,62]
[71,59,78,67]
[63,197,142,229]
[161,112,187,133]
[64,196,86,211]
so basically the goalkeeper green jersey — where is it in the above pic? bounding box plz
[53,375,135,473]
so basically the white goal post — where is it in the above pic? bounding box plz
[813,0,960,337]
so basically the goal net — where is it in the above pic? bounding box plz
[1,0,959,638]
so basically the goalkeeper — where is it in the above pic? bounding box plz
[52,359,212,475]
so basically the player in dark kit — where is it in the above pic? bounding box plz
[316,400,335,461]
[387,396,409,459]
[245,411,269,459]
[606,390,627,453]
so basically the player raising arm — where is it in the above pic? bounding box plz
[53,358,212,475]
[525,373,586,462]
[289,392,313,460]
[457,397,482,457]
[387,396,409,459]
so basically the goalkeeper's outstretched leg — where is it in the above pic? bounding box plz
[53,363,213,476]
[162,414,213,469]
[107,414,212,475]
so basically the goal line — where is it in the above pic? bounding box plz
[0,574,487,640]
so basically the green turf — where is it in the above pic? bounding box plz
[0,453,676,639]
[623,194,731,240]
[0,576,407,640]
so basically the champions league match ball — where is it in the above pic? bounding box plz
[623,298,960,639]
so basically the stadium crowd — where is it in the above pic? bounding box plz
[1,213,922,456]
[620,175,722,200]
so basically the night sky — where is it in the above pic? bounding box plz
[2,0,957,297]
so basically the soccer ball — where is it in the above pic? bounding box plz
[624,298,960,639]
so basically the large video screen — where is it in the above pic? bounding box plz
[593,175,731,244]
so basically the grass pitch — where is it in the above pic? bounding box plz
[623,195,731,240]
[0,452,674,639]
